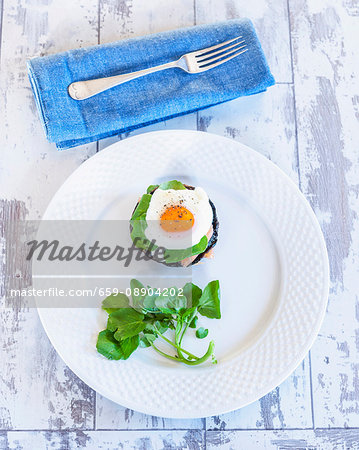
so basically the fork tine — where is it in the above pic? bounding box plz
[200,48,248,70]
[198,45,247,68]
[196,40,245,63]
[194,36,243,58]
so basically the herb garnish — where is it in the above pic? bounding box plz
[96,279,221,366]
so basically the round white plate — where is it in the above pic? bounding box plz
[37,130,329,418]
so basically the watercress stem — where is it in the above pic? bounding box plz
[174,318,185,360]
[178,341,215,366]
[150,341,215,366]
[149,342,180,362]
[154,325,199,360]
[179,307,197,347]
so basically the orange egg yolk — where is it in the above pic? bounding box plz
[160,205,194,232]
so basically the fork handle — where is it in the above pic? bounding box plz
[68,60,179,100]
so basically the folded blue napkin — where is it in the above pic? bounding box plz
[27,19,275,150]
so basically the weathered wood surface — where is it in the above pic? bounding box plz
[290,0,359,429]
[0,0,358,448]
[206,429,359,449]
[0,430,205,449]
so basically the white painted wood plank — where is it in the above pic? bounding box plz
[0,0,101,430]
[0,433,6,450]
[0,0,98,218]
[195,0,292,83]
[3,430,204,450]
[0,199,95,430]
[99,0,195,43]
[289,0,359,428]
[97,113,198,151]
[96,395,204,430]
[206,429,359,449]
[196,84,299,183]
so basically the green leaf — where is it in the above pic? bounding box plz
[131,221,207,264]
[107,308,146,339]
[139,328,158,348]
[158,180,186,190]
[96,330,139,360]
[131,194,152,221]
[130,219,153,251]
[189,315,198,329]
[164,235,208,264]
[181,306,197,321]
[143,292,160,311]
[130,279,146,310]
[96,330,123,360]
[118,335,140,359]
[143,333,157,344]
[155,288,187,314]
[130,194,154,252]
[139,335,151,348]
[196,327,209,339]
[198,280,221,319]
[154,320,169,334]
[183,283,202,308]
[146,184,159,194]
[165,319,176,330]
[102,293,130,314]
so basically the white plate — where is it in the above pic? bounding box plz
[37,130,329,418]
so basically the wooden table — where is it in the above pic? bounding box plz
[1,0,358,448]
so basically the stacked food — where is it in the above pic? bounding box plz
[130,180,219,266]
[97,180,221,366]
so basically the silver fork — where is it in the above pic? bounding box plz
[68,36,247,100]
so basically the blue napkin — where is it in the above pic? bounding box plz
[27,19,275,150]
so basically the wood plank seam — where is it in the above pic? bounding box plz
[4,426,359,432]
[286,0,302,192]
[308,350,316,429]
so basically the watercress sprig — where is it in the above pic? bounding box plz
[96,279,221,366]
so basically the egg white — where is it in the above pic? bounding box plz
[145,187,213,250]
